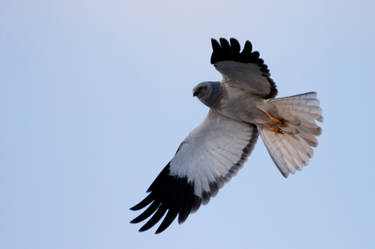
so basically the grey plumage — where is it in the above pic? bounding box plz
[131,38,323,234]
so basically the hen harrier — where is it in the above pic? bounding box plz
[130,38,323,233]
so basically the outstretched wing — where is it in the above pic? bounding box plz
[130,110,258,233]
[211,38,277,99]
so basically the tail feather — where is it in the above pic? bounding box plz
[259,92,322,178]
[299,132,319,147]
[260,128,291,177]
[272,92,323,122]
[285,135,307,168]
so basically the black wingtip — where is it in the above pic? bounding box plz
[210,38,221,64]
[130,200,160,224]
[210,37,278,99]
[155,209,178,234]
[229,38,240,52]
[241,40,253,54]
[138,205,168,232]
[130,219,138,224]
[219,38,230,49]
[130,164,203,234]
[130,193,154,211]
[210,37,259,65]
[211,38,220,49]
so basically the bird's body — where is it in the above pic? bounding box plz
[131,38,323,234]
[218,85,273,124]
[194,81,272,124]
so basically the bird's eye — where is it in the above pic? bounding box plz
[199,87,207,94]
[193,86,208,97]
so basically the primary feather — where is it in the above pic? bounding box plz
[131,38,323,233]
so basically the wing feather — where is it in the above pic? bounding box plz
[211,37,277,99]
[130,111,258,233]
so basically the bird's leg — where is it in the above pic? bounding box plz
[263,111,284,134]
[264,123,284,134]
[265,111,282,124]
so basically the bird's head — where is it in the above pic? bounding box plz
[193,81,222,108]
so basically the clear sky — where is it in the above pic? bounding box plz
[1,0,375,248]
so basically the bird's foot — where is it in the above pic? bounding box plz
[264,124,284,134]
[265,111,282,124]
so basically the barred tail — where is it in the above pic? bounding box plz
[258,92,323,177]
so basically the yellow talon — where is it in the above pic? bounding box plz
[265,111,282,124]
[265,124,284,134]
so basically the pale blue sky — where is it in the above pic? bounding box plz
[1,0,375,248]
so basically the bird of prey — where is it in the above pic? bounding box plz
[130,38,323,234]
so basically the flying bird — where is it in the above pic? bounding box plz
[130,38,323,233]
